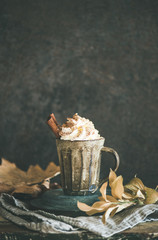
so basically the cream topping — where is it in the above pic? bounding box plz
[59,113,101,140]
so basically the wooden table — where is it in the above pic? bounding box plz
[0,215,158,240]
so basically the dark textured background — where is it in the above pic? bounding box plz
[0,0,158,187]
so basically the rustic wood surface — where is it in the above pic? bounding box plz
[0,215,158,240]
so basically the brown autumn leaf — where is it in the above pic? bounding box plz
[78,169,157,224]
[124,177,145,193]
[111,175,124,200]
[124,177,158,204]
[77,200,114,216]
[102,205,118,224]
[144,187,158,204]
[12,185,43,199]
[109,168,117,187]
[0,158,60,198]
[100,182,108,200]
[0,183,14,194]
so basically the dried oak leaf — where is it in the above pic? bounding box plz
[0,158,60,198]
[0,183,14,194]
[12,185,43,199]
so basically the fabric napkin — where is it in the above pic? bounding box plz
[0,193,158,238]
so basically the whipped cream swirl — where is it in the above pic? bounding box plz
[59,113,101,141]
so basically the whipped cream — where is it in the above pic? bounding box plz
[59,113,101,141]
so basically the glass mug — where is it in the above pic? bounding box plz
[56,137,120,196]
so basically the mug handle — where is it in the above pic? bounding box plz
[89,146,120,193]
[101,146,120,172]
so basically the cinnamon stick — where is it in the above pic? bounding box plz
[47,113,60,138]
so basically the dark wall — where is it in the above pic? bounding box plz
[0,0,158,187]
